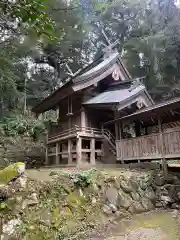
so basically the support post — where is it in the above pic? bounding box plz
[115,122,119,140]
[90,138,96,165]
[158,117,168,175]
[45,132,49,165]
[119,121,124,164]
[81,107,86,128]
[45,147,48,165]
[76,137,82,165]
[55,142,59,165]
[114,111,119,140]
[68,139,72,165]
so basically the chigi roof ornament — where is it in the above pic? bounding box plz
[101,29,120,58]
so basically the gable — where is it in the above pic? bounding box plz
[72,52,131,92]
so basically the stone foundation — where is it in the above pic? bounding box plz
[102,170,180,216]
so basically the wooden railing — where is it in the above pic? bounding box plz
[102,129,116,150]
[48,125,104,142]
[116,128,180,161]
[48,127,77,141]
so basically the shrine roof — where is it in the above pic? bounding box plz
[83,85,146,105]
[32,52,131,114]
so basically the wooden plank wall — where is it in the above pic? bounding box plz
[116,128,180,161]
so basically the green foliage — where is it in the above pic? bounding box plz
[0,113,51,140]
[1,0,55,40]
[69,169,97,189]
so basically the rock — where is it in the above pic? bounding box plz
[79,188,84,197]
[102,205,112,215]
[165,174,176,184]
[120,180,133,193]
[2,219,22,236]
[14,175,27,188]
[61,206,72,217]
[155,201,163,208]
[114,178,121,189]
[22,193,38,209]
[105,187,118,205]
[171,209,179,218]
[39,209,51,226]
[155,186,168,200]
[172,176,180,185]
[130,192,140,201]
[160,195,173,204]
[143,174,154,186]
[139,179,149,190]
[171,203,179,209]
[137,187,145,197]
[130,178,140,191]
[49,171,59,177]
[128,202,145,214]
[118,191,132,209]
[139,174,154,190]
[141,198,155,210]
[144,187,156,202]
[109,203,117,213]
[155,174,165,186]
[166,185,175,199]
[91,197,96,205]
[0,185,9,201]
[114,210,121,218]
[0,162,25,185]
[16,196,23,203]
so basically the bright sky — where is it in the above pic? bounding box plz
[176,0,180,7]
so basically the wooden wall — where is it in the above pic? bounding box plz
[116,128,180,161]
[58,92,89,131]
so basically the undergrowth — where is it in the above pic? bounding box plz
[0,113,54,140]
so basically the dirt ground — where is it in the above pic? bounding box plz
[26,165,148,182]
[105,210,180,240]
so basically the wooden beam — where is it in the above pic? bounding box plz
[114,111,119,140]
[68,139,73,164]
[45,146,48,165]
[55,142,59,165]
[76,137,82,165]
[45,132,49,165]
[158,117,168,175]
[119,122,124,164]
[90,138,96,165]
[81,107,86,128]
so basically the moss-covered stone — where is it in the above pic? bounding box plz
[0,162,25,184]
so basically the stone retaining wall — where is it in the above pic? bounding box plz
[102,171,180,217]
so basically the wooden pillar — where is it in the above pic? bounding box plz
[81,108,86,127]
[90,138,96,165]
[119,121,124,164]
[158,117,168,175]
[115,122,119,140]
[55,142,59,165]
[76,137,82,165]
[114,111,119,140]
[59,144,62,164]
[45,132,49,165]
[45,146,48,165]
[68,139,72,164]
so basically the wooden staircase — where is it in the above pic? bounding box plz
[102,129,116,156]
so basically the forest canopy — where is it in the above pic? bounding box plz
[0,0,180,117]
